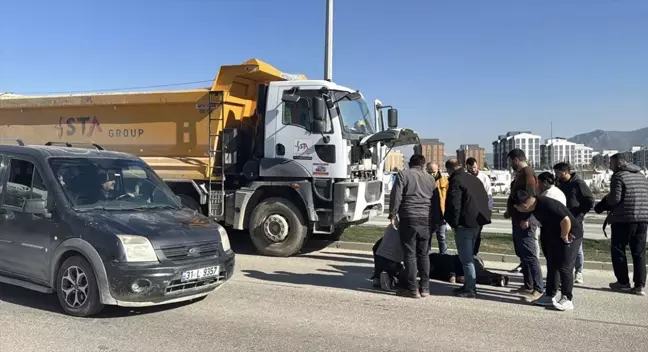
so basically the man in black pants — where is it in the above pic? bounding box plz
[595,153,648,296]
[389,154,443,298]
[512,191,583,311]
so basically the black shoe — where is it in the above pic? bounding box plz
[452,286,466,294]
[397,289,421,299]
[456,290,477,298]
[419,289,430,298]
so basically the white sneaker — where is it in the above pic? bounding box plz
[553,295,574,311]
[574,272,584,284]
[379,272,393,291]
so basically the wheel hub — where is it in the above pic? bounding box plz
[263,214,290,242]
[61,266,89,309]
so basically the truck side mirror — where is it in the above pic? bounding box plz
[387,108,398,128]
[282,92,301,103]
[311,96,326,134]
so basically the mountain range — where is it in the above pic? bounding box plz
[569,127,648,151]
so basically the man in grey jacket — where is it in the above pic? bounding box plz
[389,154,443,298]
[595,153,648,296]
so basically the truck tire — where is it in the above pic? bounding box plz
[249,197,308,257]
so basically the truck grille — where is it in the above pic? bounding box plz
[161,241,220,263]
[365,180,382,203]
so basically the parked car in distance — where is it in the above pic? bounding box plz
[0,141,235,317]
[491,182,510,195]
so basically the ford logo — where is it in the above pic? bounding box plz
[187,247,201,257]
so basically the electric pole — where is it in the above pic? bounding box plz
[324,0,333,81]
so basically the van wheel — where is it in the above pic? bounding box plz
[56,256,104,317]
[249,197,308,257]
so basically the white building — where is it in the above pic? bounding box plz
[492,131,541,170]
[540,137,593,168]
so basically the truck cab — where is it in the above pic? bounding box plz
[217,75,419,256]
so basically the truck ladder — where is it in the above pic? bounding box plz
[207,91,225,219]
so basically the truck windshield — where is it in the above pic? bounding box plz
[49,157,182,211]
[335,92,375,135]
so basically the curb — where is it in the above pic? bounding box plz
[306,240,637,272]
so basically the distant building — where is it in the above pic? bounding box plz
[419,138,445,169]
[634,147,648,169]
[457,144,485,168]
[539,138,593,169]
[384,150,404,172]
[592,149,619,168]
[492,131,541,170]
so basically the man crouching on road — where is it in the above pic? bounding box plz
[389,154,443,298]
[444,159,491,298]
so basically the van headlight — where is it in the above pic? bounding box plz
[116,235,159,262]
[216,225,232,252]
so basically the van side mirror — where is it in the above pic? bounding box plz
[387,108,398,128]
[23,199,51,218]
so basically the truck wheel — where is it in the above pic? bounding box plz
[178,194,201,211]
[56,256,104,317]
[249,197,308,257]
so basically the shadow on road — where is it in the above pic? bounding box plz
[0,283,197,318]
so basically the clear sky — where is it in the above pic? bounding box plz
[1,0,647,152]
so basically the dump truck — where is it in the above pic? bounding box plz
[0,58,419,256]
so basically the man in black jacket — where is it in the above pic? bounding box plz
[444,159,491,298]
[553,162,595,284]
[594,153,648,296]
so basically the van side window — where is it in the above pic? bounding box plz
[3,159,48,208]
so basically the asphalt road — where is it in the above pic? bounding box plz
[1,246,646,352]
[364,216,609,240]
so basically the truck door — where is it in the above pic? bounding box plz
[267,87,335,178]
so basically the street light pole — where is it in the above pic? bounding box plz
[324,0,333,81]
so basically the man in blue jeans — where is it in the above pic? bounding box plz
[444,159,491,298]
[506,149,544,301]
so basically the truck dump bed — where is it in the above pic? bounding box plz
[0,59,306,181]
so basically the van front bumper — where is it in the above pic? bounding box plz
[103,252,235,307]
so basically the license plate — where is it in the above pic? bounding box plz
[181,266,220,282]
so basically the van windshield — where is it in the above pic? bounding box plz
[49,158,182,211]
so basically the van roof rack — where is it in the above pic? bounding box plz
[0,138,25,146]
[44,141,105,151]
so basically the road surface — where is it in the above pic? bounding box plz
[1,247,646,351]
[364,215,609,240]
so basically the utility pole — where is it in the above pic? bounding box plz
[324,0,333,81]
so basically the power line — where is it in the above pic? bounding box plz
[15,79,214,95]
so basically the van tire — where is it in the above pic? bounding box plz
[56,256,104,317]
[249,197,308,257]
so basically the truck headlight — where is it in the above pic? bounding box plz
[116,235,159,263]
[216,225,232,252]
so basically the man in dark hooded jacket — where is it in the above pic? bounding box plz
[594,153,648,296]
[553,162,595,284]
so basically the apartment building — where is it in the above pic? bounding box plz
[384,150,404,172]
[492,131,541,170]
[457,144,485,168]
[419,138,445,169]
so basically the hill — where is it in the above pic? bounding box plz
[569,127,648,151]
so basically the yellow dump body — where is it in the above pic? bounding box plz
[0,59,306,181]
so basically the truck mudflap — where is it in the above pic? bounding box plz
[333,180,383,224]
